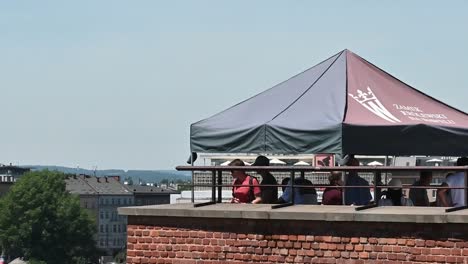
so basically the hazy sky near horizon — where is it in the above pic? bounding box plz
[1,1,467,170]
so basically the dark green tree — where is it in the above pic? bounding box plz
[0,170,100,264]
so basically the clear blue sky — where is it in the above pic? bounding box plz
[1,1,467,170]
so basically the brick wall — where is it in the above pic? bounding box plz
[126,216,468,264]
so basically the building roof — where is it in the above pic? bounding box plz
[0,165,30,173]
[65,175,97,195]
[65,175,132,196]
[130,185,179,194]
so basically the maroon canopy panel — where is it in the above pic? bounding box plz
[343,51,468,155]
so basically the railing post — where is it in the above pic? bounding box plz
[374,171,382,204]
[211,170,216,203]
[217,170,222,203]
[465,168,468,207]
[291,171,295,204]
[191,171,195,203]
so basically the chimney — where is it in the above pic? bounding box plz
[108,175,121,182]
[97,177,100,183]
[105,177,108,183]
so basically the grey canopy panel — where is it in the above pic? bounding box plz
[190,50,347,153]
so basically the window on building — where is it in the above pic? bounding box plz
[106,198,109,205]
[117,198,121,205]
[100,225,104,233]
[111,198,114,205]
[100,239,104,246]
[84,201,88,208]
[105,211,109,219]
[105,225,108,233]
[100,211,104,219]
[113,224,116,233]
[118,224,121,233]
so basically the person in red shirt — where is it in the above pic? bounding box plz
[229,159,262,204]
[322,171,343,205]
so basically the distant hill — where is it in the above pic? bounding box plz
[24,165,191,184]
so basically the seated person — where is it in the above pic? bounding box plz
[252,155,278,204]
[229,159,261,204]
[378,179,413,206]
[344,157,372,205]
[409,171,432,206]
[438,157,468,207]
[322,171,343,205]
[278,177,317,204]
[436,172,453,207]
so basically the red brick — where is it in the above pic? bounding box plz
[340,252,350,259]
[425,240,436,247]
[351,237,360,244]
[415,239,425,247]
[359,252,369,259]
[280,235,289,241]
[397,238,406,245]
[355,244,364,252]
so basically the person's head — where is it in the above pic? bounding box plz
[252,155,270,175]
[229,159,246,179]
[419,171,433,185]
[252,155,269,166]
[456,157,468,166]
[328,171,343,186]
[346,157,360,167]
[387,178,403,206]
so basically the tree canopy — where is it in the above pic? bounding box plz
[0,170,100,264]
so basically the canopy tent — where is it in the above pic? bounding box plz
[367,161,383,166]
[191,49,468,156]
[269,158,286,165]
[426,158,443,163]
[294,161,311,166]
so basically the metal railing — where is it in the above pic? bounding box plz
[175,165,468,212]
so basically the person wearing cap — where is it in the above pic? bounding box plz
[378,178,413,206]
[409,171,433,206]
[229,159,262,204]
[322,171,343,205]
[438,157,468,207]
[252,155,278,204]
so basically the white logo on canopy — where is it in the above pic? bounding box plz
[348,87,401,123]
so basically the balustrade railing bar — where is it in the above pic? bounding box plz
[176,165,468,211]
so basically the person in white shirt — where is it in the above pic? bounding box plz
[438,157,468,207]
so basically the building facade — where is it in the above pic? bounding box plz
[65,175,133,255]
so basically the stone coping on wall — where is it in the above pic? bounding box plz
[118,203,468,224]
